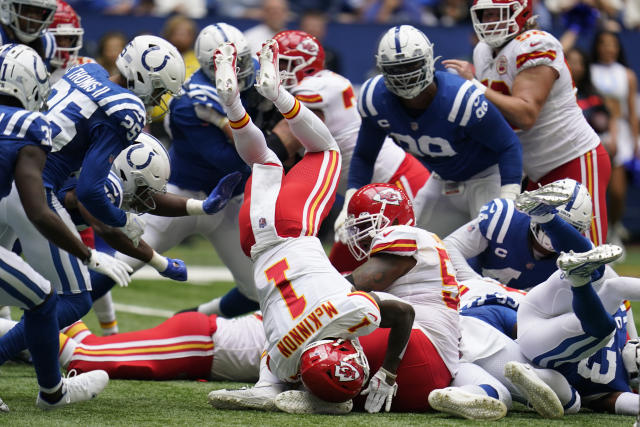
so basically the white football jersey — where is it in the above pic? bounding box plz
[292,70,405,195]
[253,236,380,381]
[473,30,599,181]
[369,225,460,374]
[50,56,97,84]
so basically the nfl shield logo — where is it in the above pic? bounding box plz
[259,218,267,228]
[410,122,419,131]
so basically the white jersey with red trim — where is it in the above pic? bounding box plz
[50,56,97,84]
[291,70,405,195]
[253,236,380,381]
[369,225,460,374]
[473,30,599,181]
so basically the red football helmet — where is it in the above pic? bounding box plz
[273,30,325,89]
[300,339,369,403]
[470,0,532,49]
[345,184,415,261]
[48,0,83,68]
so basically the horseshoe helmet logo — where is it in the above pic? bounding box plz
[141,46,171,72]
[126,143,155,170]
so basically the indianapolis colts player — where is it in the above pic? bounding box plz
[0,43,111,410]
[444,179,595,290]
[345,25,523,238]
[0,0,57,66]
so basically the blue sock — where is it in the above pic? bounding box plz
[24,293,61,389]
[219,287,259,317]
[89,270,116,301]
[571,284,615,338]
[0,292,93,364]
[479,384,499,399]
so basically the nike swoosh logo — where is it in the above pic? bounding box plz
[382,229,393,238]
[368,312,379,322]
[530,42,540,48]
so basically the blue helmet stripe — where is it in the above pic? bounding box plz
[564,181,580,212]
[394,26,401,53]
[214,24,229,42]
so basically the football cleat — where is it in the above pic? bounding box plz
[36,370,109,410]
[428,387,507,421]
[556,244,623,286]
[515,181,575,218]
[255,39,281,101]
[504,361,563,419]
[274,390,353,415]
[213,42,239,106]
[207,386,280,411]
[0,397,8,412]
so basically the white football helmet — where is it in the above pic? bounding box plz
[531,179,593,251]
[470,0,533,49]
[116,35,185,109]
[376,25,435,100]
[0,0,57,43]
[111,132,171,214]
[195,23,254,92]
[0,43,50,111]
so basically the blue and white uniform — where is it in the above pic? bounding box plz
[349,71,523,237]
[0,107,53,309]
[0,26,56,67]
[104,69,257,299]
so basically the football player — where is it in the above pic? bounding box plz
[442,0,611,245]
[0,35,184,364]
[48,0,94,83]
[0,43,110,410]
[0,0,57,65]
[207,39,415,414]
[444,179,595,290]
[346,25,523,238]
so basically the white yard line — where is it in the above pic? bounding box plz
[132,265,233,284]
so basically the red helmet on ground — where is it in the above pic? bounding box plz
[48,0,83,68]
[345,184,415,261]
[300,339,369,403]
[273,30,325,89]
[470,0,532,49]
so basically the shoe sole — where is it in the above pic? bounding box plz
[208,392,276,411]
[557,245,623,275]
[428,390,506,421]
[274,391,352,415]
[504,362,563,419]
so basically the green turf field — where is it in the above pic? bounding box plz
[1,237,639,425]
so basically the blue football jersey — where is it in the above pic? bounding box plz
[0,27,56,67]
[556,306,631,397]
[0,107,52,199]
[43,63,146,227]
[167,69,250,195]
[349,71,522,189]
[475,199,558,289]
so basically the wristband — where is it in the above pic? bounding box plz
[186,198,205,216]
[471,78,487,94]
[149,250,169,272]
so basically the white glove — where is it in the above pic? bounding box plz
[85,249,133,287]
[119,212,145,247]
[500,183,521,200]
[360,367,398,413]
[334,188,356,243]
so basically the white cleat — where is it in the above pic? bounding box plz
[504,361,563,419]
[428,387,507,421]
[515,180,575,217]
[0,397,8,412]
[556,244,623,286]
[275,390,353,415]
[36,370,109,410]
[213,42,239,106]
[255,39,281,101]
[207,386,280,411]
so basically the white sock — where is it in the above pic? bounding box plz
[0,318,17,336]
[197,298,222,316]
[271,87,295,114]
[223,96,246,123]
[58,334,77,370]
[283,100,338,153]
[255,349,283,390]
[93,292,118,335]
[615,392,639,415]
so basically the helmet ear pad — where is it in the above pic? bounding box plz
[300,339,369,403]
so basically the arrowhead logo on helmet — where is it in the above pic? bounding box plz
[334,361,361,382]
[372,188,403,205]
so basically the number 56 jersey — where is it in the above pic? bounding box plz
[253,236,380,382]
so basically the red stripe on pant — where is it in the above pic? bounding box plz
[69,312,217,380]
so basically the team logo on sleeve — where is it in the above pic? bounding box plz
[496,55,507,75]
[372,188,402,205]
[334,361,361,382]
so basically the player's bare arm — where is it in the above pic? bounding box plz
[15,145,91,262]
[351,253,416,292]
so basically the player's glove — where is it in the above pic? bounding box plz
[119,212,145,247]
[622,339,640,388]
[361,367,398,413]
[334,188,356,243]
[160,258,187,281]
[186,171,243,215]
[85,249,133,287]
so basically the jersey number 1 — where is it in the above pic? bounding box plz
[265,258,307,319]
